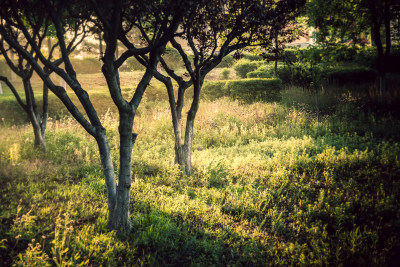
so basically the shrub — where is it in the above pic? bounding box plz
[221,68,231,79]
[256,65,273,72]
[226,78,282,103]
[233,59,264,78]
[247,71,273,78]
[70,57,102,74]
[202,81,228,100]
[276,67,293,85]
[217,55,235,68]
[327,67,377,85]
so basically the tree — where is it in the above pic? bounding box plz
[0,0,193,232]
[307,0,400,98]
[152,0,306,175]
[0,9,87,151]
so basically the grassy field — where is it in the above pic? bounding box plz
[0,70,400,266]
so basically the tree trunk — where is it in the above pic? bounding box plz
[181,81,201,175]
[182,115,195,175]
[31,116,46,150]
[95,128,117,229]
[169,90,198,176]
[23,79,47,151]
[107,111,134,232]
[173,119,184,169]
[41,82,49,140]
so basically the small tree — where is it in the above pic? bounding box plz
[0,13,87,151]
[153,0,306,175]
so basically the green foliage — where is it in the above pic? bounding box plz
[217,55,235,68]
[233,59,264,78]
[283,44,400,75]
[226,78,282,103]
[221,68,231,79]
[246,70,273,78]
[306,0,369,44]
[203,78,282,103]
[327,67,377,85]
[202,81,227,100]
[70,57,102,74]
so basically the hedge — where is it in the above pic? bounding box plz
[327,67,377,85]
[233,59,264,78]
[274,64,378,88]
[217,55,235,68]
[202,80,228,100]
[247,71,273,78]
[226,78,282,103]
[203,78,282,103]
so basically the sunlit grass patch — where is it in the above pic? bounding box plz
[1,84,400,265]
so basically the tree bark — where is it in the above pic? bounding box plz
[107,111,134,232]
[23,78,47,150]
[181,79,201,175]
[95,127,118,230]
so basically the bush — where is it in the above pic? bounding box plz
[202,81,228,100]
[247,71,273,78]
[203,78,282,102]
[327,67,377,85]
[70,57,102,74]
[276,67,293,85]
[275,63,378,89]
[256,65,273,72]
[233,59,264,78]
[226,78,282,103]
[221,68,231,79]
[217,55,235,68]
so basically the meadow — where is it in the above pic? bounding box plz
[0,68,400,266]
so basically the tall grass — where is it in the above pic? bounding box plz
[1,78,400,265]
